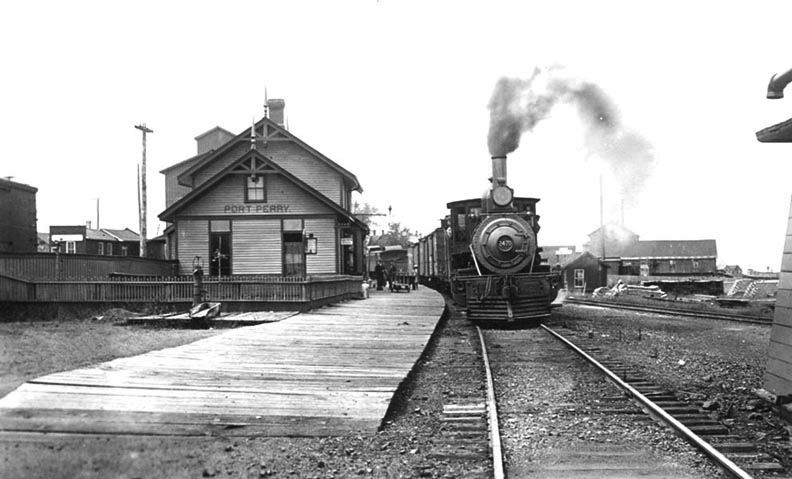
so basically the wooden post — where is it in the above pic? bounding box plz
[134,124,153,258]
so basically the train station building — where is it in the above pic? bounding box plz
[159,100,367,276]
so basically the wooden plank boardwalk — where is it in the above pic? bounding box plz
[0,288,445,437]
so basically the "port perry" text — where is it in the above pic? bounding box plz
[224,204,291,214]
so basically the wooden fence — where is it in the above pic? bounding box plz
[0,253,178,281]
[0,273,361,304]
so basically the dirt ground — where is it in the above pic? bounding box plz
[550,303,792,475]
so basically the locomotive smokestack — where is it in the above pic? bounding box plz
[491,155,507,187]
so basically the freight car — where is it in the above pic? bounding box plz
[413,155,560,326]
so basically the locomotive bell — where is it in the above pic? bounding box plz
[471,215,536,274]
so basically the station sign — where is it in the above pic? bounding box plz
[223,204,291,214]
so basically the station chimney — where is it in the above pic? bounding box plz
[267,99,286,127]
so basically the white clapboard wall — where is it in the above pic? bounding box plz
[766,196,792,395]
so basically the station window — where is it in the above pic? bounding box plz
[107,243,113,255]
[692,260,700,271]
[669,260,676,272]
[245,175,266,202]
[66,241,76,254]
[98,242,104,255]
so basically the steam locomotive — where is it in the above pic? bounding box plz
[411,155,560,326]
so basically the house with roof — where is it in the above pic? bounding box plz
[49,225,141,256]
[721,264,743,278]
[614,239,718,277]
[159,99,368,276]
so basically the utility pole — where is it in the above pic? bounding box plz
[135,123,153,258]
[600,174,606,259]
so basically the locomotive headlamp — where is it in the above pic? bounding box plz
[492,185,513,207]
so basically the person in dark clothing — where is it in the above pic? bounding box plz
[375,261,385,291]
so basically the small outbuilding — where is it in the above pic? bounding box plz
[559,251,608,293]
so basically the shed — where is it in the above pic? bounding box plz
[560,251,608,293]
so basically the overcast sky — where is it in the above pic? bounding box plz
[3,1,792,271]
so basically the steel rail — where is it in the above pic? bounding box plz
[540,324,754,479]
[565,297,770,325]
[476,326,504,479]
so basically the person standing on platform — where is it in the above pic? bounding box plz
[389,264,397,292]
[375,260,385,291]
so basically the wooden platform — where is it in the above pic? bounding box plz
[0,288,445,437]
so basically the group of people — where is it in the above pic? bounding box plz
[373,260,398,291]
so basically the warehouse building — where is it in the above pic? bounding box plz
[0,178,38,253]
[159,100,367,276]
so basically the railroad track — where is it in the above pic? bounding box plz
[475,324,788,478]
[565,297,772,324]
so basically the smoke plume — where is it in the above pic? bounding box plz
[487,67,655,204]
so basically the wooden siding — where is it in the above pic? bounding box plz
[163,158,200,208]
[176,219,208,275]
[765,195,792,395]
[265,142,342,204]
[0,253,177,280]
[232,219,282,274]
[179,175,333,217]
[305,217,337,274]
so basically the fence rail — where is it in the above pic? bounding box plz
[0,273,361,304]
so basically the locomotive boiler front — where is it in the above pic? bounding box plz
[471,215,536,274]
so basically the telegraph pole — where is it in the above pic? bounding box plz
[135,123,153,258]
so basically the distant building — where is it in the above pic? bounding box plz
[50,226,141,256]
[540,245,577,269]
[583,224,640,259]
[158,99,368,276]
[721,264,743,278]
[0,178,38,253]
[615,240,718,276]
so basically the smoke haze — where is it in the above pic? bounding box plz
[487,67,655,204]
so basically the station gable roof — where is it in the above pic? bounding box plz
[173,117,362,193]
[159,149,367,231]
